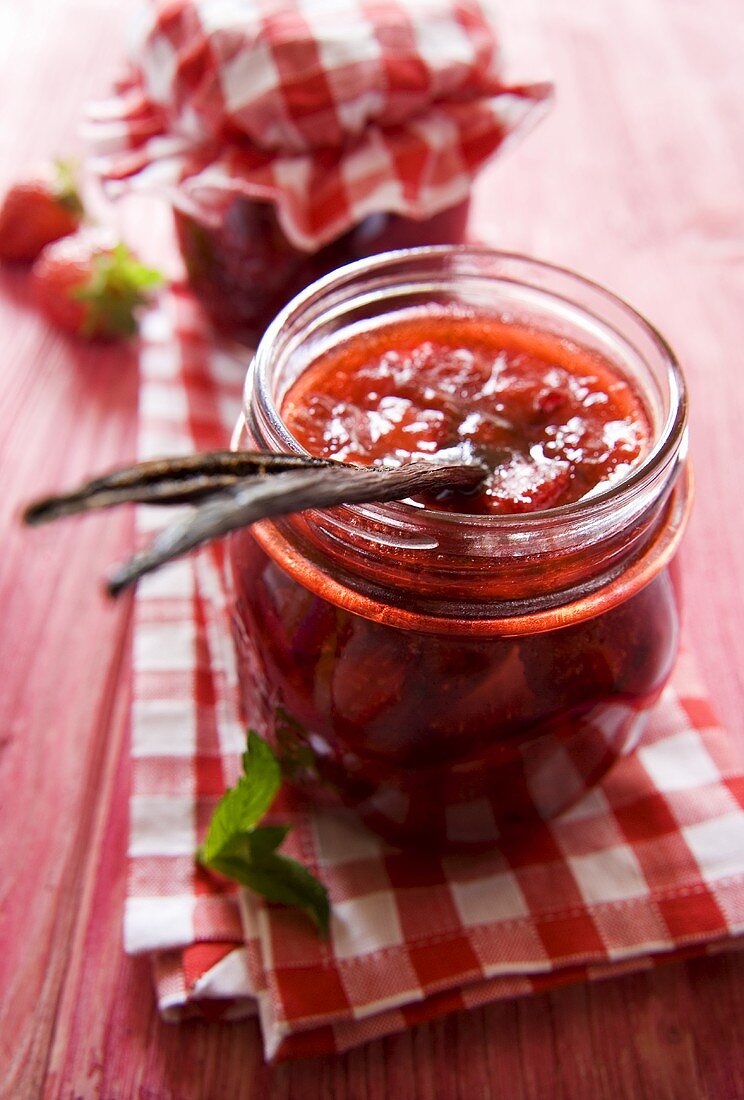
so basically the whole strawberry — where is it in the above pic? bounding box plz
[32,233,162,339]
[0,161,83,261]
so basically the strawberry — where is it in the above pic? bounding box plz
[0,161,84,262]
[485,453,571,513]
[31,234,162,339]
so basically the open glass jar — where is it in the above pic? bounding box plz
[228,248,690,851]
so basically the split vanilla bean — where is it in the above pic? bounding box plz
[23,451,486,595]
[23,450,339,525]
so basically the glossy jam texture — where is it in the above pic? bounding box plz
[283,312,651,514]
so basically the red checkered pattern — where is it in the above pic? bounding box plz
[86,0,551,248]
[127,288,744,1061]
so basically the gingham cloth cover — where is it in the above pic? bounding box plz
[128,288,744,1062]
[86,0,551,249]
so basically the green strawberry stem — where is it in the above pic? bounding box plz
[53,158,84,218]
[73,243,163,338]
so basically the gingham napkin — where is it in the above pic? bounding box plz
[86,0,551,249]
[127,289,744,1062]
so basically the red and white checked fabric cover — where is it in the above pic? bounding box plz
[128,288,744,1062]
[86,0,551,248]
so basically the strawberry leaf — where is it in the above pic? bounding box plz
[53,158,84,218]
[72,242,163,338]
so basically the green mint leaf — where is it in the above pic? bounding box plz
[242,730,282,795]
[202,733,281,864]
[248,823,292,858]
[198,731,330,937]
[233,851,330,938]
[274,707,317,780]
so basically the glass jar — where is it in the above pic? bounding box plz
[174,198,470,344]
[228,248,690,851]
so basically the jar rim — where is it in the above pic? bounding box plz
[249,245,688,532]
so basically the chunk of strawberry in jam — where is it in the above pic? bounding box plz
[331,625,411,731]
[484,452,571,514]
[519,572,679,715]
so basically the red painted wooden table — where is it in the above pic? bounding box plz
[1,2,743,1097]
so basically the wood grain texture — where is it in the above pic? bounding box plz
[0,1,742,1098]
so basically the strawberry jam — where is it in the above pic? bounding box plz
[228,249,690,850]
[282,312,651,515]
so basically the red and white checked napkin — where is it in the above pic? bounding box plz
[127,289,744,1062]
[86,0,551,249]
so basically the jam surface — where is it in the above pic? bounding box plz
[283,312,651,514]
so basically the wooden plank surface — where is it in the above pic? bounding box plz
[0,1,742,1098]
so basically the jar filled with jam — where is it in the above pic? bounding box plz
[172,198,472,347]
[88,0,550,342]
[229,247,690,850]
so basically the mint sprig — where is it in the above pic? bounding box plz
[197,730,330,938]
